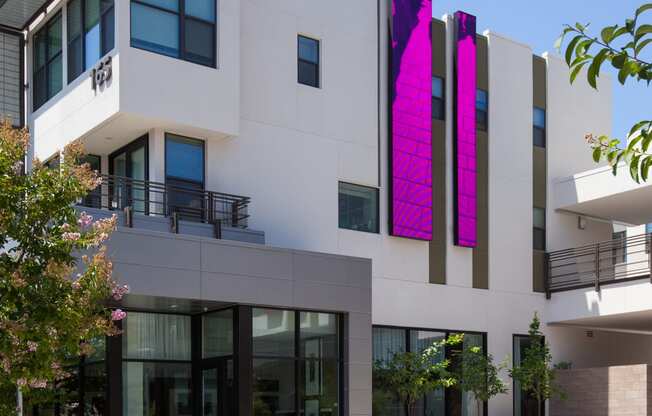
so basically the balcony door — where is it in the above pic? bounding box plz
[109,135,148,214]
[165,134,205,221]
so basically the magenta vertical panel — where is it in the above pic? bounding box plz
[454,11,477,248]
[389,0,432,241]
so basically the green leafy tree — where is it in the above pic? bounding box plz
[0,120,127,415]
[556,3,652,182]
[453,342,508,416]
[373,334,462,416]
[509,313,564,416]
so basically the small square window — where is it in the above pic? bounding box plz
[533,207,546,250]
[338,182,379,233]
[533,107,546,147]
[298,35,320,88]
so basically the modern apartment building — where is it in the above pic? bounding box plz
[2,0,652,415]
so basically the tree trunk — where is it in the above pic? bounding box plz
[477,398,483,416]
[16,387,23,416]
[537,397,542,416]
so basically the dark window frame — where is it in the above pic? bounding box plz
[338,181,380,234]
[373,324,488,416]
[432,76,445,121]
[533,107,546,148]
[476,88,488,131]
[512,334,546,416]
[108,134,150,214]
[297,34,320,88]
[32,11,63,111]
[130,0,217,68]
[67,0,115,84]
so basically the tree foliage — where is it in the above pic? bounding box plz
[0,120,127,414]
[556,3,652,182]
[373,334,462,416]
[509,313,564,416]
[453,342,508,415]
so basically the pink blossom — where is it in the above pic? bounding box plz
[16,378,27,387]
[29,379,47,389]
[72,281,81,290]
[51,361,61,370]
[111,309,127,321]
[62,232,81,241]
[27,341,37,353]
[78,212,93,228]
[112,284,129,301]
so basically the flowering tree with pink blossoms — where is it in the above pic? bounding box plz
[0,120,127,415]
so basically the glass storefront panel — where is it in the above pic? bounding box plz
[252,358,296,416]
[123,312,191,361]
[300,311,338,359]
[252,308,295,357]
[203,309,233,358]
[123,361,193,416]
[300,359,339,416]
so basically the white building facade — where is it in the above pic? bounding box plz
[3,0,652,415]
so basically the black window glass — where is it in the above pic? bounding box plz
[253,359,296,416]
[612,231,627,264]
[338,182,379,233]
[298,35,320,87]
[432,76,445,121]
[203,309,234,358]
[533,207,546,251]
[33,13,63,110]
[299,359,339,416]
[123,362,193,415]
[533,107,546,147]
[300,312,338,359]
[130,0,216,67]
[101,0,115,54]
[476,89,488,131]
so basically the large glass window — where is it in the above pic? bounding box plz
[476,89,488,131]
[123,312,192,416]
[253,308,341,416]
[203,309,234,358]
[165,134,205,221]
[131,0,216,67]
[373,326,486,416]
[67,0,115,83]
[533,107,546,148]
[33,12,63,111]
[533,207,546,251]
[298,35,320,88]
[513,335,544,416]
[338,182,379,233]
[432,76,445,120]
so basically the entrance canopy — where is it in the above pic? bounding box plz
[0,0,52,31]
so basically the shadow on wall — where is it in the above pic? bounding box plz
[551,364,652,416]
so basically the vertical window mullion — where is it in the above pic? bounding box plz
[179,0,185,60]
[295,310,300,416]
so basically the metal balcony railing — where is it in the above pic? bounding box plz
[546,232,652,296]
[79,174,250,229]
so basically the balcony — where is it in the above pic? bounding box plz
[78,174,264,244]
[546,232,652,296]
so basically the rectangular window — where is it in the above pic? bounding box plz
[130,0,216,67]
[67,0,114,84]
[432,76,445,120]
[253,308,341,416]
[476,89,488,131]
[612,231,627,264]
[33,12,63,110]
[165,134,205,220]
[513,335,544,416]
[298,35,320,88]
[533,207,546,251]
[533,107,546,147]
[338,182,379,233]
[122,312,193,415]
[203,309,233,358]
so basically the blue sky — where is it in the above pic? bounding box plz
[432,0,648,139]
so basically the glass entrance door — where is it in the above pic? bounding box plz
[201,359,234,416]
[109,135,148,213]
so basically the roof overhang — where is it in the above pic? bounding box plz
[553,163,652,225]
[0,0,53,31]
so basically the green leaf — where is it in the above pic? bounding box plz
[611,53,626,69]
[554,27,575,50]
[592,147,602,162]
[641,157,652,182]
[626,18,636,33]
[635,38,652,56]
[642,133,652,152]
[587,49,609,88]
[575,39,594,57]
[636,3,652,17]
[565,35,583,65]
[628,120,650,139]
[627,134,643,151]
[630,154,641,183]
[635,24,652,42]
[575,22,586,32]
[612,26,630,41]
[569,61,588,84]
[601,25,618,44]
